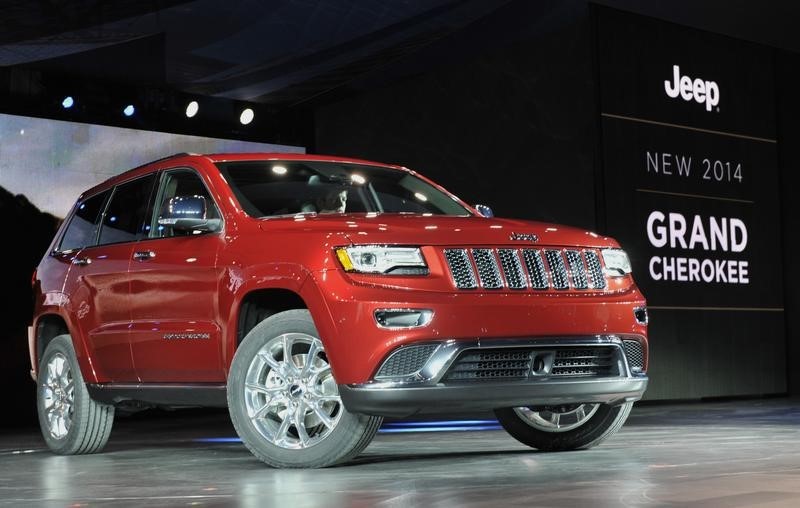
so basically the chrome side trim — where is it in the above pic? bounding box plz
[373,308,434,329]
[634,306,649,325]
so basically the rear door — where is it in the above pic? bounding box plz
[59,174,157,382]
[128,168,224,382]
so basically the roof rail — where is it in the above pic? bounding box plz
[114,152,197,178]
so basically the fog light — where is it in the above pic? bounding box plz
[374,309,433,329]
[634,306,648,325]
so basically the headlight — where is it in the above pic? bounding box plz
[335,246,428,274]
[601,248,632,276]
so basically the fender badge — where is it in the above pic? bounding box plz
[510,232,539,242]
[163,332,211,340]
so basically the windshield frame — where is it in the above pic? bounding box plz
[215,159,476,219]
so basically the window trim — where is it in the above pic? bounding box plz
[145,166,225,241]
[54,188,112,254]
[93,172,159,249]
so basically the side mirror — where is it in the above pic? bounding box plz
[158,195,221,232]
[475,204,494,218]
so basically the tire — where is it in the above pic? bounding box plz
[37,334,115,454]
[227,309,382,468]
[495,401,633,452]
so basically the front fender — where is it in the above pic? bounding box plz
[219,262,339,375]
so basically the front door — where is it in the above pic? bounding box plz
[128,168,224,382]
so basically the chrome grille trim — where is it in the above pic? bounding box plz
[584,250,607,289]
[545,250,569,290]
[498,249,527,289]
[444,247,609,291]
[444,249,477,289]
[566,250,589,290]
[522,249,549,289]
[472,248,503,289]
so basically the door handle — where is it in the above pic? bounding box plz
[133,250,156,261]
[71,257,91,266]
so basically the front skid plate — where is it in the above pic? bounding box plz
[339,377,648,418]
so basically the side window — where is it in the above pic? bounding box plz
[151,169,221,238]
[58,190,111,252]
[98,174,157,246]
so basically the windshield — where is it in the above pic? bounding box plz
[216,160,472,218]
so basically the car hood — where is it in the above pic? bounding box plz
[259,213,619,249]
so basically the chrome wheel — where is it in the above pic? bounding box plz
[514,403,600,433]
[41,353,75,440]
[243,333,342,450]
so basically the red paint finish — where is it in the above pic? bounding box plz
[31,153,648,389]
[127,234,223,382]
[60,244,137,382]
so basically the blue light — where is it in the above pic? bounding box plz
[382,420,499,428]
[195,437,242,444]
[378,424,502,433]
[192,419,503,444]
[123,104,135,117]
[380,419,502,433]
[62,96,74,109]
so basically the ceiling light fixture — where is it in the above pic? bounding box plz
[185,101,199,118]
[239,108,254,125]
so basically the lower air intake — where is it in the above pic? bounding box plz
[375,344,439,379]
[442,346,621,382]
[623,340,645,371]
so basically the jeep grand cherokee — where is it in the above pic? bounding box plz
[30,153,648,468]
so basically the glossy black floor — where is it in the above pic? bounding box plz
[2,399,799,507]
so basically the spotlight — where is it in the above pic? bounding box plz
[185,101,199,118]
[239,108,254,125]
[62,96,74,109]
[123,104,135,117]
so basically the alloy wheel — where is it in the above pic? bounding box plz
[514,403,600,433]
[41,353,75,440]
[243,333,342,449]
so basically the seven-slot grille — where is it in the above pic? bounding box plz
[442,346,620,382]
[444,248,607,291]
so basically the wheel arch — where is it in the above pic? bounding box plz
[223,275,341,379]
[235,288,308,346]
[32,313,70,377]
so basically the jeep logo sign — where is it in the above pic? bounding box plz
[664,65,719,112]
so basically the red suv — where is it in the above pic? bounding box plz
[30,153,648,467]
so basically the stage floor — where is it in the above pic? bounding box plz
[2,399,800,507]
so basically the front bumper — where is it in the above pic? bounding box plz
[310,269,648,384]
[340,377,648,417]
[338,335,648,417]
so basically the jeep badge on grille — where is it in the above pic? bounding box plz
[510,232,539,242]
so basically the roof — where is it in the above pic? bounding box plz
[78,152,407,199]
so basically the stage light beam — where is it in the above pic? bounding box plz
[123,105,135,117]
[62,96,74,109]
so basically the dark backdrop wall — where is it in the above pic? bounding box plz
[595,8,785,399]
[315,2,598,231]
[776,50,800,396]
[316,4,798,400]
